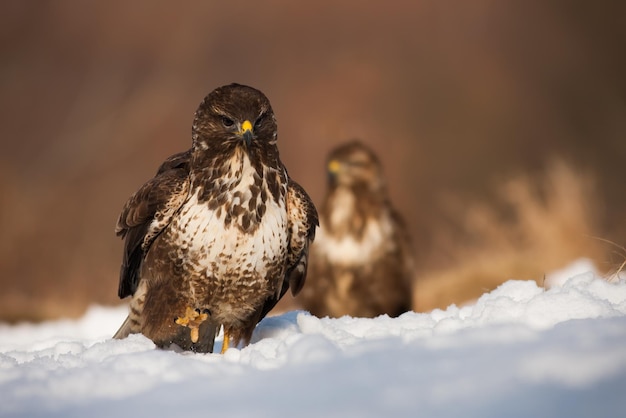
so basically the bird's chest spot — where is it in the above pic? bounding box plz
[169,163,288,280]
[201,152,285,232]
[318,216,392,267]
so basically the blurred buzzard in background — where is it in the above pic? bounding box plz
[113,83,318,353]
[297,140,414,318]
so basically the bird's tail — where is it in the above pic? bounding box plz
[112,315,135,339]
[113,281,146,340]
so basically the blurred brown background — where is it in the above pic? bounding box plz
[1,1,625,322]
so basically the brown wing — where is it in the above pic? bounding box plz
[390,208,416,290]
[365,207,415,317]
[259,177,318,319]
[116,151,191,298]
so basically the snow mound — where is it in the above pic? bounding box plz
[1,260,625,417]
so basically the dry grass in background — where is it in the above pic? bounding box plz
[415,159,608,311]
[600,239,626,284]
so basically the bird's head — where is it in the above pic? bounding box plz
[191,83,278,155]
[326,140,385,193]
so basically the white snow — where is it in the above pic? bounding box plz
[1,259,626,418]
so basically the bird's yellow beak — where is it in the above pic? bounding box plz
[241,120,253,134]
[240,120,253,146]
[328,159,340,174]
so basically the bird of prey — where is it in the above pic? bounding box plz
[297,140,414,318]
[113,83,318,353]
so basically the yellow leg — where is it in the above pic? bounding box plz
[190,327,200,344]
[221,331,230,354]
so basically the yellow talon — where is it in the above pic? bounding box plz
[174,307,194,326]
[175,307,209,343]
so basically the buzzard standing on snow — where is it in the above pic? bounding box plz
[113,84,318,353]
[297,141,414,318]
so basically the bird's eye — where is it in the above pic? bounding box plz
[254,113,266,129]
[221,116,234,127]
[349,160,368,168]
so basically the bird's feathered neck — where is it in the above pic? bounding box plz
[189,143,287,232]
[323,184,388,239]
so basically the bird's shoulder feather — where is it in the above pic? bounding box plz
[116,150,191,298]
[285,178,319,295]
